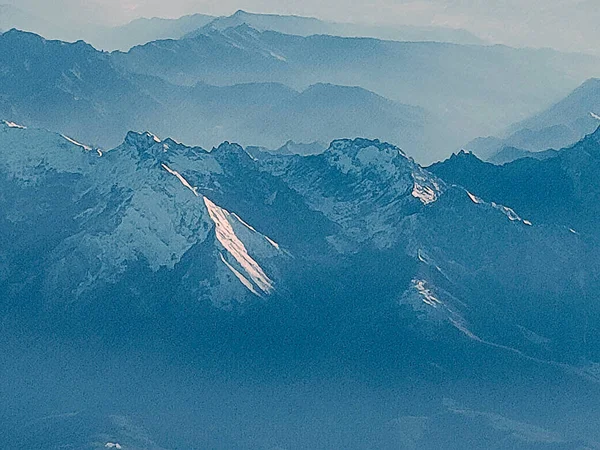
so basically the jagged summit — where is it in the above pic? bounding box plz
[0,122,596,373]
[122,130,210,161]
[124,130,162,147]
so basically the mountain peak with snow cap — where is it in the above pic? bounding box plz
[122,130,209,163]
[325,138,411,175]
[0,124,597,373]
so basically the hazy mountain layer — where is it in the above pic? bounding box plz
[115,25,600,161]
[0,7,483,51]
[464,78,600,159]
[186,9,485,45]
[0,30,433,157]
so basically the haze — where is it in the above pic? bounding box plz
[4,0,599,54]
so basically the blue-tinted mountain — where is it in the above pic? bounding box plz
[3,121,600,447]
[0,30,434,156]
[2,122,600,447]
[0,7,483,51]
[2,121,599,369]
[465,78,600,159]
[186,9,485,45]
[85,13,216,51]
[0,29,164,148]
[430,126,600,238]
[115,25,600,161]
[487,146,559,165]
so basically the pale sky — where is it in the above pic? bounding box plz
[6,0,600,54]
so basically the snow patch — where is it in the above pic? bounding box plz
[269,51,287,61]
[412,183,437,204]
[60,134,92,151]
[411,173,439,205]
[162,163,199,197]
[492,202,522,222]
[414,279,441,307]
[219,252,261,297]
[3,120,26,129]
[466,191,483,204]
[466,189,532,226]
[204,196,274,295]
[590,112,600,121]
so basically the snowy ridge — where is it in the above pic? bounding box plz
[2,120,26,129]
[161,163,199,197]
[0,123,289,303]
[204,196,279,296]
[61,134,92,151]
[1,122,597,372]
[0,122,96,182]
[257,138,446,250]
[466,189,532,225]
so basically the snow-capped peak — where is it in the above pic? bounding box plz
[124,130,162,149]
[325,138,409,175]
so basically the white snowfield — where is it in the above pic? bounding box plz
[0,124,286,301]
[204,196,276,296]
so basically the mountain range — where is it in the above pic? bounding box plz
[3,6,600,447]
[184,9,485,46]
[465,78,600,161]
[2,120,600,447]
[0,6,485,51]
[115,24,600,161]
[1,23,599,162]
[0,29,434,156]
[430,126,600,239]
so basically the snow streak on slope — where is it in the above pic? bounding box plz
[204,196,274,296]
[412,173,439,204]
[218,252,261,297]
[2,120,26,129]
[161,163,199,197]
[465,190,532,225]
[61,134,92,151]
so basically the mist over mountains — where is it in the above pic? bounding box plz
[0,29,433,157]
[116,24,600,160]
[465,78,600,161]
[1,24,599,162]
[3,2,600,448]
[0,6,485,51]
